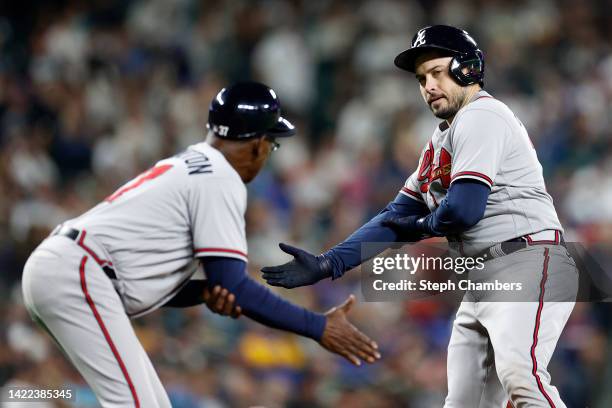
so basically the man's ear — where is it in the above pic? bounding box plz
[250,137,261,158]
[252,136,267,158]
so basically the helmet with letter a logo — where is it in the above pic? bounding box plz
[394,25,485,86]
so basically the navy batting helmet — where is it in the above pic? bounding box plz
[207,81,296,139]
[394,25,484,86]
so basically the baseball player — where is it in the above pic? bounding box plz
[262,26,578,407]
[21,82,380,407]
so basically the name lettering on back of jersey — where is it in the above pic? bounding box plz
[175,150,213,175]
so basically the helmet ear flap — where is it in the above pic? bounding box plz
[449,51,485,86]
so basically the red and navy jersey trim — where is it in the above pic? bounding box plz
[194,247,248,258]
[451,171,493,186]
[400,187,424,202]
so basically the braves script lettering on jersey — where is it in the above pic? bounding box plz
[401,90,563,254]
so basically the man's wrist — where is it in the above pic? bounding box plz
[415,214,443,237]
[415,216,428,231]
[311,313,327,342]
[318,253,339,280]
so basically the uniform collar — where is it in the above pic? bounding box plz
[469,89,493,103]
[437,89,492,131]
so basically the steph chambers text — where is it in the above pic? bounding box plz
[372,279,523,292]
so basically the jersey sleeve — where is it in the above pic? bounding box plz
[187,175,248,263]
[399,171,425,202]
[450,108,509,188]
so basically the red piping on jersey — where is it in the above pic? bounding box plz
[79,256,140,407]
[77,230,113,267]
[475,95,494,101]
[429,190,439,208]
[530,248,556,408]
[525,231,560,246]
[451,171,493,186]
[400,187,424,201]
[195,248,248,258]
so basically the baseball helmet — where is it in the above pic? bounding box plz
[207,81,296,139]
[394,25,484,86]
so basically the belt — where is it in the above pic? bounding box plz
[475,230,565,262]
[51,226,117,280]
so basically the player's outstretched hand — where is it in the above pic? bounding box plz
[261,243,332,288]
[320,294,381,366]
[203,285,242,319]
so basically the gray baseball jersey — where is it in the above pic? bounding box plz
[22,142,250,406]
[401,90,562,250]
[396,90,576,407]
[64,142,248,317]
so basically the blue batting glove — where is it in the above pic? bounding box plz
[261,243,332,288]
[381,215,428,242]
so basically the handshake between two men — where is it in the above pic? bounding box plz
[202,284,380,367]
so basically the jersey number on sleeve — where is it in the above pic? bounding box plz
[105,164,174,203]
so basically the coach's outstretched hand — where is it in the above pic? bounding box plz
[261,243,332,288]
[320,294,380,366]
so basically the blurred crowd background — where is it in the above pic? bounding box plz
[1,0,611,407]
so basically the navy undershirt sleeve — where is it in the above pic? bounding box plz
[420,179,490,236]
[323,192,430,279]
[202,257,326,341]
[163,280,207,307]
